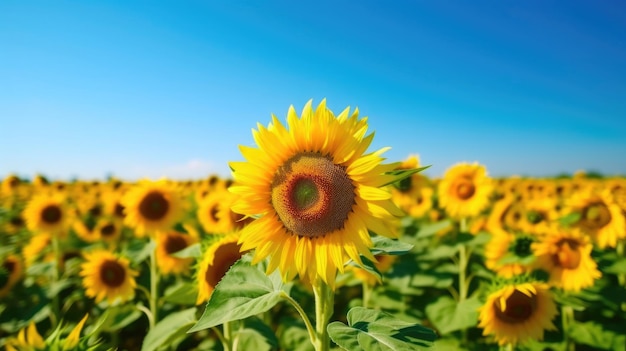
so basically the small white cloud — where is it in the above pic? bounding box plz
[121,159,231,181]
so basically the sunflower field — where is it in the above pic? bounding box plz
[1,101,625,351]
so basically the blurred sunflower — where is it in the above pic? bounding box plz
[5,321,45,351]
[478,281,557,346]
[156,231,197,275]
[1,174,21,196]
[485,228,535,278]
[567,190,625,248]
[533,229,601,292]
[197,190,228,234]
[94,218,123,245]
[390,155,433,218]
[23,194,70,236]
[438,162,493,220]
[80,250,138,305]
[230,100,403,286]
[23,233,52,267]
[196,234,245,305]
[0,255,23,298]
[122,180,186,237]
[517,197,559,236]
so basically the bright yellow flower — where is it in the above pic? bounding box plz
[438,162,493,219]
[196,234,245,305]
[230,100,402,287]
[79,250,138,305]
[0,255,23,298]
[478,282,557,346]
[533,229,601,292]
[155,231,197,275]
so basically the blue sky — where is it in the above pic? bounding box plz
[1,1,625,181]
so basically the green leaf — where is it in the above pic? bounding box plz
[568,321,626,350]
[416,220,452,238]
[418,245,458,261]
[425,295,481,335]
[370,236,414,255]
[142,308,197,351]
[124,239,155,264]
[171,243,202,259]
[328,307,436,351]
[101,304,143,332]
[381,166,431,187]
[188,254,291,332]
[410,272,454,289]
[163,281,198,305]
[278,318,314,351]
[558,212,581,227]
[602,257,626,274]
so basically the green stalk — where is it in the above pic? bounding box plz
[222,321,233,351]
[282,292,317,345]
[312,279,334,351]
[562,305,575,351]
[149,238,159,329]
[362,281,371,309]
[617,240,625,287]
[50,235,61,328]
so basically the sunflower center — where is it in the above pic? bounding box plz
[99,260,126,288]
[41,205,62,224]
[210,205,220,222]
[526,210,545,225]
[9,177,19,188]
[581,202,611,229]
[114,203,126,218]
[165,235,188,254]
[204,242,243,288]
[100,224,116,237]
[0,260,16,287]
[494,290,536,324]
[513,237,534,257]
[271,153,355,238]
[139,191,169,221]
[230,211,254,229]
[455,179,475,200]
[552,239,581,269]
[10,216,25,227]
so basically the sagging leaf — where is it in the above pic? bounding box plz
[328,307,436,351]
[188,254,291,332]
[163,281,198,305]
[416,220,453,238]
[381,166,431,187]
[370,235,414,255]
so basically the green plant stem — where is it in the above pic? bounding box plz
[211,327,228,351]
[222,321,233,351]
[499,343,514,351]
[362,281,371,309]
[562,305,575,351]
[312,279,334,351]
[618,240,626,287]
[282,292,317,345]
[457,218,470,343]
[149,238,159,330]
[50,235,61,329]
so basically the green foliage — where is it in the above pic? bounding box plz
[188,254,291,332]
[328,307,437,350]
[425,295,482,335]
[142,308,197,351]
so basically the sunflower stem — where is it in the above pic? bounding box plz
[149,238,159,330]
[282,291,317,346]
[457,218,471,344]
[211,326,228,351]
[362,281,371,309]
[50,234,61,329]
[562,305,575,351]
[617,239,626,287]
[313,279,334,351]
[222,321,233,351]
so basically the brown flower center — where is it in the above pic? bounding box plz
[580,202,611,230]
[271,153,355,238]
[139,191,170,221]
[494,289,536,324]
[10,216,25,227]
[210,205,220,222]
[230,211,254,230]
[552,239,581,270]
[41,205,62,224]
[114,203,126,218]
[454,178,475,200]
[165,235,188,254]
[99,259,126,288]
[100,223,116,237]
[204,242,243,289]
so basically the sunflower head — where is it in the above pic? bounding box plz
[438,162,493,219]
[196,234,246,304]
[478,279,557,346]
[532,228,601,292]
[23,194,70,236]
[0,255,23,298]
[122,180,186,237]
[230,100,404,287]
[156,231,197,275]
[567,190,626,248]
[79,250,138,305]
[485,228,536,278]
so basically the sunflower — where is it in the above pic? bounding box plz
[1,174,21,196]
[438,162,493,220]
[80,250,138,305]
[94,218,123,245]
[230,100,403,286]
[567,190,625,248]
[197,189,229,234]
[122,179,186,237]
[23,194,70,236]
[0,255,23,298]
[486,196,523,233]
[478,281,557,346]
[533,228,601,292]
[517,197,559,236]
[390,155,433,218]
[156,231,197,275]
[196,234,245,305]
[485,228,535,278]
[5,321,45,351]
